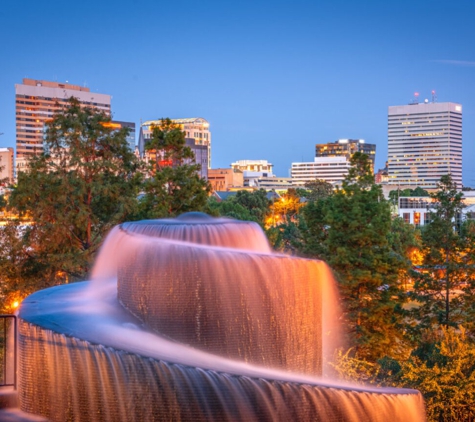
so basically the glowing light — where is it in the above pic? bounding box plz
[101,122,122,129]
[12,301,19,309]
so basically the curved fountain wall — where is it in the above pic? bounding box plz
[118,237,323,373]
[17,213,426,421]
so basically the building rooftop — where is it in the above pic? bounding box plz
[142,118,208,126]
[20,78,90,92]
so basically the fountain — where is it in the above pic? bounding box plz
[18,213,426,421]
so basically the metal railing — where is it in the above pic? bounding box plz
[0,315,17,389]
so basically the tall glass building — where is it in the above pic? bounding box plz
[387,101,462,189]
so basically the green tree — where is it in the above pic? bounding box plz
[298,179,334,259]
[268,188,302,225]
[300,196,330,259]
[409,175,468,333]
[303,179,334,203]
[387,216,422,290]
[304,153,409,360]
[3,97,141,288]
[139,118,211,218]
[457,220,475,335]
[400,326,475,422]
[208,189,270,226]
[266,221,303,254]
[331,326,475,422]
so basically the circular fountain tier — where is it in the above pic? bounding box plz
[119,212,272,252]
[17,214,427,421]
[117,232,324,373]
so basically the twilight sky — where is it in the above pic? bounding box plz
[1,0,474,184]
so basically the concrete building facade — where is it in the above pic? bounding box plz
[208,168,243,191]
[388,101,462,189]
[397,195,475,227]
[230,160,274,187]
[230,160,273,174]
[291,156,351,186]
[15,79,111,159]
[256,176,293,190]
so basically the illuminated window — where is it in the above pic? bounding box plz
[414,212,421,227]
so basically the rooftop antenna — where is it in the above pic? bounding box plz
[413,92,420,104]
[431,90,437,103]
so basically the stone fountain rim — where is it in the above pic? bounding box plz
[122,212,260,226]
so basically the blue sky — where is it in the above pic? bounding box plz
[1,0,474,184]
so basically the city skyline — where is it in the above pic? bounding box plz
[1,0,474,185]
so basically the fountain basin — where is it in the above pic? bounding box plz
[19,282,426,422]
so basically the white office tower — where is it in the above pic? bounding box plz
[291,156,351,186]
[387,101,462,189]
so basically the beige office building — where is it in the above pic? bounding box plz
[15,78,111,159]
[231,160,273,173]
[208,168,243,191]
[388,101,462,189]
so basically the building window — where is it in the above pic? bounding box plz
[403,213,410,224]
[414,212,421,227]
[424,212,431,225]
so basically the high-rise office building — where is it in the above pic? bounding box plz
[138,118,211,168]
[15,78,111,159]
[315,139,376,167]
[387,101,462,189]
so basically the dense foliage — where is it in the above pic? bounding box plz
[138,118,210,218]
[0,101,210,312]
[2,98,141,295]
[207,189,270,226]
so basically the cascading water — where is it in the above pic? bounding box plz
[18,212,426,421]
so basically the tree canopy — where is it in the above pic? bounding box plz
[138,118,211,218]
[408,175,475,335]
[7,97,141,281]
[208,189,270,226]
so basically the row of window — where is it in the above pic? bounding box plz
[402,212,430,226]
